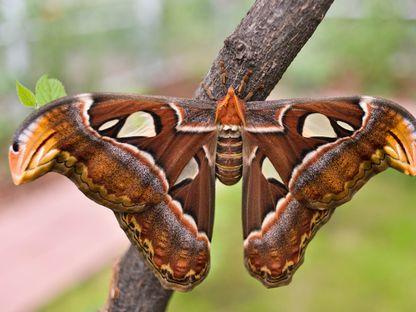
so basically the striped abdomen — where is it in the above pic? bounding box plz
[215,130,243,185]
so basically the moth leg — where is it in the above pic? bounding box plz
[219,60,228,88]
[244,91,254,101]
[201,82,216,101]
[237,68,253,97]
[244,84,264,101]
[201,61,231,99]
[244,195,333,288]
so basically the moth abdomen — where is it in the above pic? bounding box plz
[215,130,243,185]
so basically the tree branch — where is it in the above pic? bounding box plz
[105,0,334,311]
[104,247,173,312]
[195,0,335,101]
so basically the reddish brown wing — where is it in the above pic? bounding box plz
[242,96,416,287]
[9,93,218,291]
[86,94,217,234]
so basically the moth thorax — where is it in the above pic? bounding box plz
[218,125,241,138]
[215,126,243,185]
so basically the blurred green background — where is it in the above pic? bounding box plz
[1,0,416,311]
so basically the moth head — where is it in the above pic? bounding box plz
[9,104,69,185]
[383,117,416,176]
[215,86,246,126]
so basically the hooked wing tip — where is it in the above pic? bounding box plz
[8,117,60,185]
[384,117,416,176]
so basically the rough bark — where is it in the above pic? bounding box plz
[195,0,335,101]
[105,0,334,311]
[103,247,172,312]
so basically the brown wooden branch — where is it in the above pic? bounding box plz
[195,0,335,101]
[105,0,334,311]
[103,246,173,312]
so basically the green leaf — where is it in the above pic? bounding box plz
[16,80,37,107]
[35,74,67,107]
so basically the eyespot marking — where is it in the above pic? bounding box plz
[302,113,337,139]
[262,157,284,184]
[174,157,199,185]
[12,142,19,153]
[117,111,157,138]
[98,119,119,131]
[336,120,355,132]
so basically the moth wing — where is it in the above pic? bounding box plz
[244,96,416,211]
[9,93,218,291]
[242,96,416,287]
